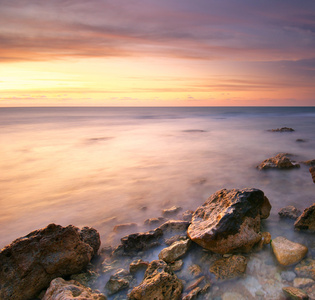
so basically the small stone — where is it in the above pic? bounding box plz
[165,235,187,245]
[269,127,295,132]
[105,269,132,295]
[113,223,138,233]
[293,277,315,288]
[294,203,315,232]
[162,206,182,217]
[279,206,302,220]
[170,259,184,272]
[301,159,315,166]
[182,287,201,300]
[129,259,149,273]
[257,153,300,170]
[271,236,308,266]
[188,264,202,277]
[282,286,309,300]
[158,239,190,263]
[185,276,205,292]
[281,271,297,282]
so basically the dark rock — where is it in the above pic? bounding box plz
[0,224,97,300]
[42,277,106,300]
[309,167,315,184]
[268,127,295,132]
[162,206,182,217]
[80,226,101,256]
[105,268,132,295]
[209,255,247,280]
[169,259,183,272]
[257,153,300,170]
[301,159,315,166]
[278,206,302,220]
[282,286,309,300]
[296,139,307,142]
[295,203,315,232]
[128,260,183,299]
[187,188,271,254]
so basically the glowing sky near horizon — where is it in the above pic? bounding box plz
[1,0,315,106]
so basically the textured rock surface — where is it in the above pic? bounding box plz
[268,127,295,132]
[295,203,315,232]
[257,153,300,170]
[42,277,106,300]
[282,286,309,300]
[0,224,98,300]
[105,269,132,295]
[158,239,190,263]
[309,166,315,184]
[271,236,308,266]
[278,206,302,220]
[158,220,190,233]
[80,226,101,256]
[209,255,247,280]
[128,260,183,299]
[162,206,182,217]
[187,188,271,254]
[129,259,149,274]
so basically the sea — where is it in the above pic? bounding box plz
[0,106,314,298]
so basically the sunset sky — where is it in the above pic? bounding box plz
[1,0,315,106]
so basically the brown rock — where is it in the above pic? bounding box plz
[279,206,302,220]
[128,260,183,300]
[165,234,187,245]
[282,286,309,300]
[162,206,182,217]
[309,166,315,184]
[144,217,165,226]
[182,287,201,300]
[293,277,315,288]
[271,236,308,266]
[295,203,315,232]
[295,258,315,280]
[257,153,300,170]
[209,255,247,280]
[169,259,183,272]
[105,269,132,295]
[0,224,97,300]
[269,127,295,132]
[301,159,315,166]
[129,259,149,274]
[158,220,190,233]
[187,188,271,254]
[80,226,101,256]
[113,223,138,233]
[158,239,190,263]
[42,277,106,300]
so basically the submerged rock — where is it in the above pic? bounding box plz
[294,203,315,232]
[271,236,308,266]
[301,159,315,166]
[209,255,247,280]
[309,167,315,184]
[279,206,302,220]
[294,258,315,280]
[182,210,194,222]
[282,286,309,300]
[105,269,132,295]
[257,153,300,170]
[128,260,183,300]
[129,259,149,274]
[0,223,99,300]
[113,223,138,233]
[162,206,182,217]
[42,277,106,300]
[187,188,271,254]
[158,239,190,263]
[158,220,190,234]
[268,127,295,132]
[144,217,165,227]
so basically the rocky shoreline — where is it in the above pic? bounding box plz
[1,127,315,300]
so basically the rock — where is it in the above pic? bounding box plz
[144,217,165,226]
[80,226,101,256]
[158,220,190,234]
[209,254,247,280]
[129,259,149,274]
[187,188,271,254]
[257,153,300,170]
[113,223,138,233]
[169,259,183,272]
[295,203,315,232]
[182,287,201,300]
[162,206,182,217]
[165,234,187,245]
[128,260,183,300]
[0,224,97,300]
[282,286,309,300]
[294,258,315,280]
[256,231,272,250]
[185,276,205,292]
[301,159,315,166]
[70,269,100,287]
[42,277,106,300]
[271,236,308,266]
[105,269,132,295]
[293,277,315,288]
[182,210,194,221]
[188,264,202,277]
[296,139,307,142]
[268,127,295,132]
[158,239,190,263]
[117,228,163,254]
[279,206,302,220]
[309,167,315,184]
[281,271,297,282]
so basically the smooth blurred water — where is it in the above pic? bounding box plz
[0,107,314,249]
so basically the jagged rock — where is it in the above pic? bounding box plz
[70,269,100,287]
[271,236,308,266]
[295,203,315,232]
[309,167,315,184]
[0,224,98,300]
[188,264,202,278]
[295,258,315,280]
[162,206,182,217]
[165,234,187,245]
[80,226,101,256]
[144,217,165,226]
[115,228,163,254]
[268,127,295,132]
[42,277,106,300]
[158,220,190,234]
[209,255,247,280]
[282,286,309,300]
[129,259,149,274]
[158,239,190,263]
[257,153,300,170]
[128,260,183,299]
[169,259,183,272]
[113,223,138,233]
[187,188,271,254]
[279,206,302,220]
[182,210,194,221]
[105,269,132,295]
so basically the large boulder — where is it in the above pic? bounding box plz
[128,260,183,299]
[294,203,315,232]
[187,188,271,254]
[0,223,100,300]
[271,236,308,266]
[42,277,106,300]
[257,153,300,170]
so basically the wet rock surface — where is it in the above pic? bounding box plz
[187,188,271,254]
[257,153,300,170]
[0,223,98,300]
[43,277,106,300]
[279,205,302,220]
[162,205,182,217]
[295,203,315,232]
[268,127,295,132]
[105,269,132,295]
[158,239,190,263]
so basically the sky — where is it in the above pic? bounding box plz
[0,0,315,107]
